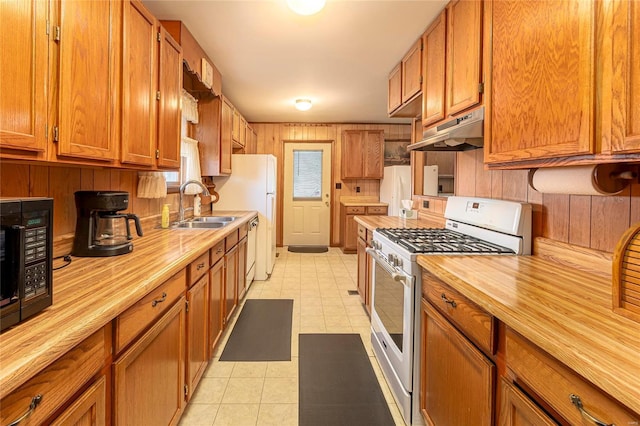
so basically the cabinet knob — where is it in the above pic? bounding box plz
[7,394,43,426]
[440,293,457,308]
[569,394,613,426]
[151,292,167,307]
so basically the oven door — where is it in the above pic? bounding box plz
[368,248,415,391]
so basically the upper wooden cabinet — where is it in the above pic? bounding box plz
[421,10,447,128]
[341,130,384,180]
[196,95,232,176]
[220,96,233,174]
[0,0,48,159]
[156,26,182,169]
[56,0,120,162]
[387,64,402,114]
[388,39,423,118]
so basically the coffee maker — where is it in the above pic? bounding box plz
[72,191,143,257]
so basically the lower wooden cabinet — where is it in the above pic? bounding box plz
[498,378,556,426]
[224,244,239,326]
[186,274,209,401]
[356,229,373,314]
[113,297,186,426]
[341,205,387,253]
[237,236,248,300]
[50,375,107,426]
[209,258,224,356]
[420,299,494,426]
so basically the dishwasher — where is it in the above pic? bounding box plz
[246,217,258,287]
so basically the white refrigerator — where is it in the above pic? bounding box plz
[213,154,277,280]
[379,165,412,216]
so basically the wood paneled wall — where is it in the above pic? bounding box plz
[454,149,640,253]
[0,163,183,243]
[247,122,412,246]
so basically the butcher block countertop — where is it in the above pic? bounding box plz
[340,201,388,207]
[417,246,640,416]
[0,210,257,399]
[354,215,440,230]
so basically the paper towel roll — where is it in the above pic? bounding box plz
[528,164,635,196]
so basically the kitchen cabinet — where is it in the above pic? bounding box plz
[156,25,182,169]
[197,95,232,176]
[341,204,387,253]
[0,327,109,426]
[220,97,234,174]
[237,235,248,300]
[421,10,447,128]
[224,243,239,326]
[186,272,209,401]
[387,64,402,114]
[341,130,384,180]
[388,39,423,118]
[356,224,373,314]
[0,0,48,160]
[498,378,556,426]
[209,254,224,355]
[55,0,120,163]
[420,298,494,426]
[113,297,186,426]
[50,376,107,426]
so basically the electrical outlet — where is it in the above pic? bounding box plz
[336,183,342,189]
[423,200,430,209]
[356,186,361,193]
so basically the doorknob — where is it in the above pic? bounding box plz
[325,201,330,206]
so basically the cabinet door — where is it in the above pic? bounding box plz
[209,258,224,354]
[224,245,238,325]
[157,26,182,169]
[402,38,422,103]
[51,376,107,426]
[420,299,494,426]
[0,0,48,155]
[187,275,209,401]
[113,298,185,426]
[422,10,447,128]
[485,0,594,163]
[237,237,248,300]
[344,214,358,252]
[57,0,118,162]
[121,0,157,166]
[446,0,483,117]
[363,130,384,179]
[341,130,364,179]
[388,63,402,114]
[610,0,640,153]
[232,108,240,143]
[498,378,557,426]
[356,236,368,307]
[220,97,233,175]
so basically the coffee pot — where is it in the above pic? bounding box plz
[72,191,143,257]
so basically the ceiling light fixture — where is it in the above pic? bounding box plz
[295,99,313,111]
[287,0,326,16]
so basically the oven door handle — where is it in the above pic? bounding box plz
[366,248,411,286]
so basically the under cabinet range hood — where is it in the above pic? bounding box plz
[408,107,484,151]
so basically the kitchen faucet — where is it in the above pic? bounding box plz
[178,180,211,222]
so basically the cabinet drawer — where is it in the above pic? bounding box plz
[226,228,239,249]
[506,329,639,426]
[210,240,225,266]
[51,375,106,426]
[0,327,109,426]
[367,205,387,215]
[189,251,209,287]
[115,269,186,353]
[345,206,365,214]
[357,224,367,241]
[422,272,495,355]
[239,222,248,239]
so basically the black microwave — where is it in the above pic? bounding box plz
[1,197,53,332]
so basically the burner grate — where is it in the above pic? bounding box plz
[377,228,514,254]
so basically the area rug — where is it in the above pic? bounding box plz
[219,299,293,361]
[287,245,329,253]
[299,334,395,425]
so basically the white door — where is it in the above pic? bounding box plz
[283,143,331,246]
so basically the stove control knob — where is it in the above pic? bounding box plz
[394,257,403,268]
[387,254,395,264]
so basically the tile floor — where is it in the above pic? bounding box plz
[178,247,405,426]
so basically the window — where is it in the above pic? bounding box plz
[292,150,323,200]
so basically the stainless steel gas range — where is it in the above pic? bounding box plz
[367,196,532,425]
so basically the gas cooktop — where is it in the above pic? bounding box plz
[376,228,515,254]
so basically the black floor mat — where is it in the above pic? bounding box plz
[299,334,395,426]
[287,245,328,253]
[219,299,293,361]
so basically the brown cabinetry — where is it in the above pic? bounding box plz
[0,0,48,159]
[156,26,182,169]
[186,273,209,401]
[224,243,239,326]
[498,378,556,426]
[341,205,387,253]
[387,64,402,114]
[356,224,373,314]
[341,130,384,180]
[237,236,248,300]
[389,39,423,118]
[421,10,447,128]
[208,256,224,355]
[51,376,107,426]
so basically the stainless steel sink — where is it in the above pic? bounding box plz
[171,221,227,229]
[190,216,236,223]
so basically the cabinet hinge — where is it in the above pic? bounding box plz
[478,82,485,94]
[54,26,61,42]
[53,126,59,143]
[46,20,50,35]
[185,300,189,313]
[155,149,160,159]
[184,385,189,398]
[419,75,423,85]
[157,32,161,42]
[156,91,161,101]
[45,123,48,137]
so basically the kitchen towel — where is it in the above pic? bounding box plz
[299,334,395,426]
[219,299,293,361]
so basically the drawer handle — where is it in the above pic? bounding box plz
[441,293,457,308]
[216,248,224,254]
[197,262,206,270]
[8,394,43,426]
[569,394,614,426]
[151,292,167,307]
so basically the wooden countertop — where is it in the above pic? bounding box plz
[0,211,257,399]
[340,201,389,207]
[354,215,442,231]
[417,249,640,415]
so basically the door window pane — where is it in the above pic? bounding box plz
[293,150,322,200]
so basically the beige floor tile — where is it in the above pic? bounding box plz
[300,314,325,327]
[221,378,264,404]
[191,378,229,405]
[300,304,323,315]
[349,315,372,327]
[213,404,259,426]
[323,305,347,316]
[231,362,268,378]
[179,403,218,426]
[324,315,351,327]
[256,404,298,426]
[261,378,298,403]
[321,297,344,306]
[266,358,298,378]
[205,359,235,378]
[299,324,327,333]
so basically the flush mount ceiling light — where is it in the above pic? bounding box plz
[295,99,313,111]
[287,0,326,16]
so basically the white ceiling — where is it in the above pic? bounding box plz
[144,0,448,124]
